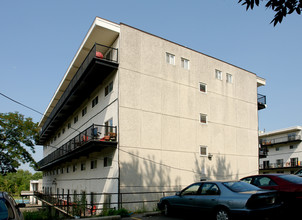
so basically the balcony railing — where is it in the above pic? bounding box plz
[257,93,266,110]
[39,43,118,145]
[38,124,117,169]
[260,135,302,146]
[260,161,301,170]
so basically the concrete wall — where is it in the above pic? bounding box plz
[118,24,259,199]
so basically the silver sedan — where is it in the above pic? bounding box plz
[157,180,281,220]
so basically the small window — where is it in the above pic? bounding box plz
[166,52,175,65]
[200,113,207,124]
[200,146,208,156]
[62,128,65,134]
[74,115,78,124]
[215,69,222,80]
[199,83,207,93]
[66,166,70,173]
[61,167,64,174]
[105,81,113,96]
[82,106,87,117]
[91,160,97,169]
[104,157,112,167]
[68,123,71,129]
[92,96,98,108]
[181,58,189,70]
[226,73,233,83]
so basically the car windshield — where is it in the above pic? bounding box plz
[223,181,260,192]
[279,175,302,184]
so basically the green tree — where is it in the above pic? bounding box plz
[238,0,302,25]
[0,112,39,175]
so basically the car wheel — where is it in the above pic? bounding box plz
[163,202,171,216]
[215,208,230,220]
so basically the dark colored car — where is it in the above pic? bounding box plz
[0,192,25,220]
[157,180,280,220]
[241,174,302,204]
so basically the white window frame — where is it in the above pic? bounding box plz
[166,52,175,65]
[215,69,222,80]
[181,57,189,70]
[199,82,207,93]
[226,73,233,83]
[199,146,208,156]
[200,113,207,124]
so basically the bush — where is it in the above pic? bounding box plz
[101,208,130,217]
[23,209,51,220]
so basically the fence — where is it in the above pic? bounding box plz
[30,190,177,217]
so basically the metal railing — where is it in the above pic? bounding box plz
[38,124,117,168]
[260,135,302,146]
[259,161,301,169]
[257,93,266,105]
[34,190,177,217]
[40,43,118,144]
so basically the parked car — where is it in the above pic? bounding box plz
[0,192,25,220]
[241,174,302,205]
[157,180,280,220]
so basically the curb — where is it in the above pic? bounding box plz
[142,211,162,217]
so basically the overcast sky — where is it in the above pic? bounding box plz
[1,0,301,172]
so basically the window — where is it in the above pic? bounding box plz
[105,81,113,96]
[291,158,298,167]
[105,118,113,135]
[81,162,86,171]
[74,115,78,124]
[73,164,77,172]
[68,122,71,129]
[263,160,270,169]
[226,73,232,83]
[200,146,207,156]
[82,107,87,117]
[200,113,207,124]
[200,183,220,195]
[66,166,70,173]
[104,157,112,167]
[181,183,201,196]
[166,52,175,65]
[91,160,97,169]
[181,58,189,69]
[199,83,207,93]
[92,96,98,108]
[215,69,222,80]
[276,159,283,168]
[61,167,64,174]
[253,177,277,187]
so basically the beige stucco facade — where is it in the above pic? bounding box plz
[118,24,260,195]
[38,17,264,212]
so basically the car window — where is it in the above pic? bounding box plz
[200,183,220,195]
[0,199,8,220]
[181,183,201,196]
[279,175,302,184]
[241,177,253,184]
[223,181,260,192]
[254,177,277,187]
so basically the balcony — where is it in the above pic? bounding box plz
[257,94,266,110]
[38,43,119,145]
[38,124,117,170]
[260,134,302,146]
[259,147,268,158]
[259,161,302,170]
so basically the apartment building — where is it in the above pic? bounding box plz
[259,126,302,174]
[37,17,266,212]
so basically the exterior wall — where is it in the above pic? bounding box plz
[259,127,302,174]
[118,24,260,203]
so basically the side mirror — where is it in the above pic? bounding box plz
[16,203,26,208]
[175,192,181,196]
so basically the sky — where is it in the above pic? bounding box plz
[0,0,301,172]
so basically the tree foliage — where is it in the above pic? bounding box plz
[238,0,302,25]
[0,112,39,175]
[0,170,42,195]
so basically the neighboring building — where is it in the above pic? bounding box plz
[30,179,43,204]
[37,17,266,212]
[259,126,302,174]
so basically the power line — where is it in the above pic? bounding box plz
[0,92,44,116]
